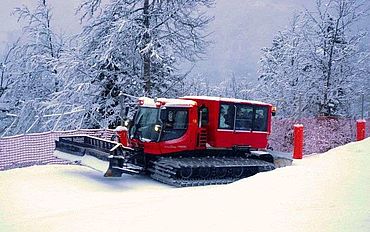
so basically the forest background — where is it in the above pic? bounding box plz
[0,0,369,141]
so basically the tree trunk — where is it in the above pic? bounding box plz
[323,9,342,116]
[143,0,151,96]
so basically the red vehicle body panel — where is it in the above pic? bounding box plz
[147,105,199,155]
[126,96,273,156]
[182,97,272,150]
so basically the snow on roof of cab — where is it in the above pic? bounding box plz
[181,96,271,106]
[139,97,197,108]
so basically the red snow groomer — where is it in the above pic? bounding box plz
[55,96,291,187]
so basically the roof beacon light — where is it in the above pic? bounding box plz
[155,101,165,108]
[272,106,277,116]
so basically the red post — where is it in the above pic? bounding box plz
[114,126,129,146]
[356,119,366,141]
[293,124,304,159]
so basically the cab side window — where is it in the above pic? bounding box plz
[161,108,188,141]
[218,103,269,132]
[219,104,234,129]
[254,107,268,131]
[235,105,254,131]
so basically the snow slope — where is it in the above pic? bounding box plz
[0,139,369,232]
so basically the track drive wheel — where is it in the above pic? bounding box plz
[198,167,211,179]
[180,166,193,179]
[230,167,244,178]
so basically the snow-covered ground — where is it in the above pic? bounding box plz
[0,139,369,232]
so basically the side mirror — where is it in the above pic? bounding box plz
[123,119,133,128]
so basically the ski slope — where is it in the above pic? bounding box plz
[0,139,369,232]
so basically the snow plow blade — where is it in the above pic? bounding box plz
[54,135,142,176]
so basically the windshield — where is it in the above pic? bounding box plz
[130,106,189,142]
[130,107,160,142]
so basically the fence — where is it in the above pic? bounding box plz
[269,117,369,155]
[0,129,114,171]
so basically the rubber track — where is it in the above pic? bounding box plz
[149,156,275,187]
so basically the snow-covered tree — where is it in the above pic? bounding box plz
[259,0,370,118]
[0,0,64,135]
[182,72,257,101]
[0,41,21,135]
[303,0,369,116]
[258,15,310,117]
[10,0,63,99]
[0,39,20,101]
[226,73,255,100]
[182,74,212,96]
[51,0,214,129]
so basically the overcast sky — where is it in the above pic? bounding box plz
[0,0,81,52]
[0,0,315,82]
[198,0,312,82]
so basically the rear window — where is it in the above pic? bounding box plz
[254,106,268,131]
[219,103,268,132]
[219,103,234,129]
